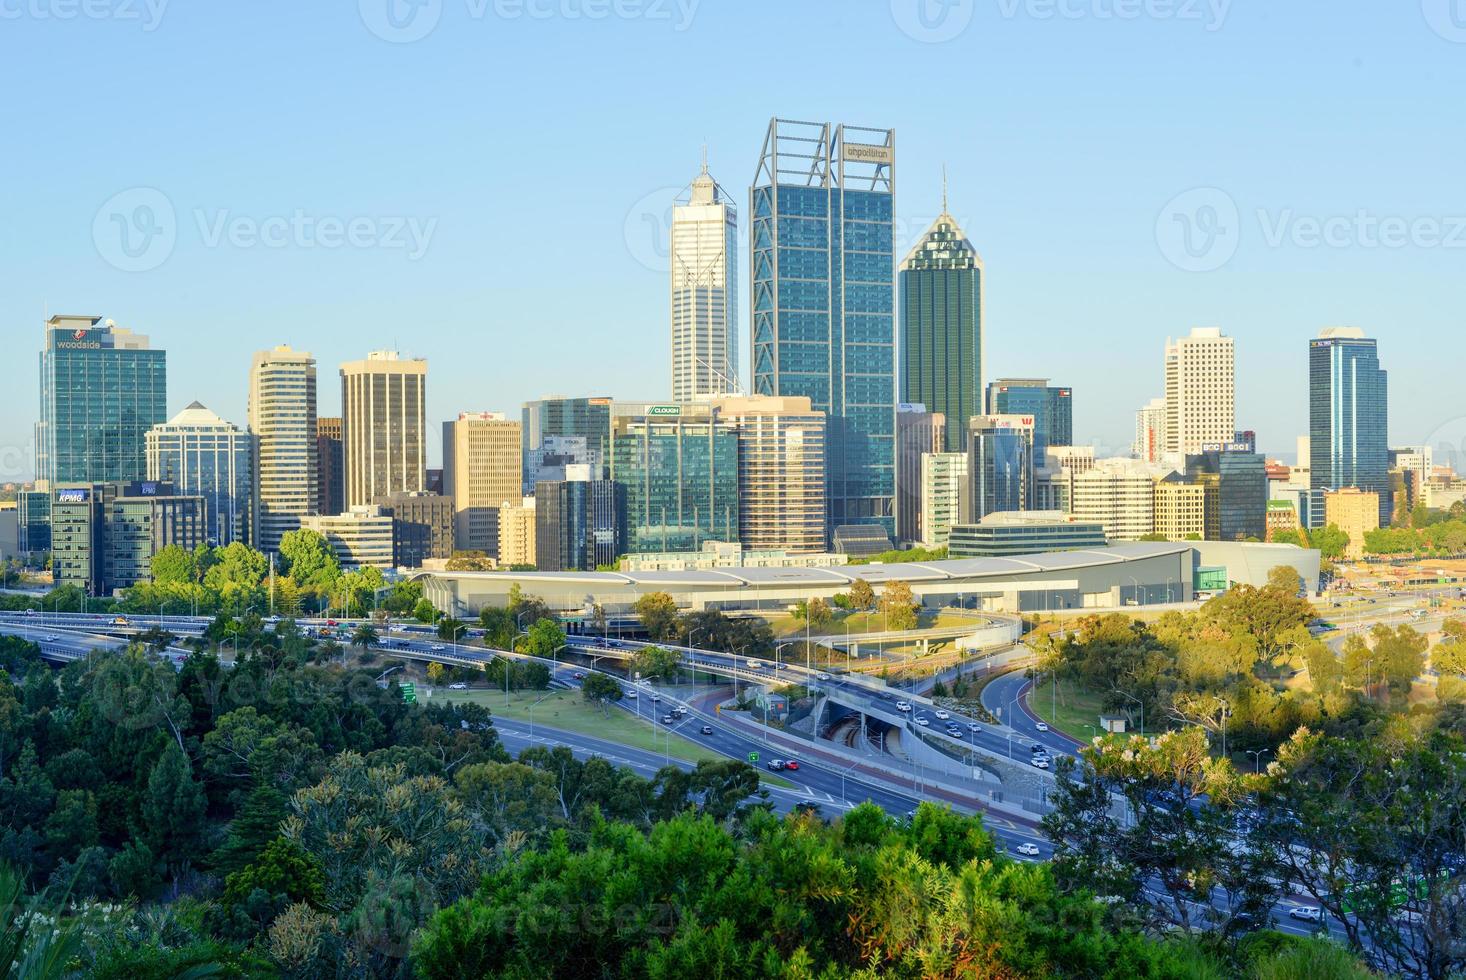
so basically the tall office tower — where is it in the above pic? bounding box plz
[986,380,1072,461]
[522,396,612,489]
[340,351,428,510]
[752,118,897,535]
[920,452,967,548]
[1134,397,1167,463]
[1164,327,1236,457]
[671,158,739,401]
[535,465,624,572]
[610,402,739,554]
[443,412,523,557]
[710,395,827,554]
[316,417,344,516]
[895,405,946,545]
[145,402,255,546]
[1186,447,1267,542]
[899,202,982,455]
[37,315,167,485]
[1309,327,1390,526]
[967,415,1035,521]
[248,346,319,553]
[374,492,455,568]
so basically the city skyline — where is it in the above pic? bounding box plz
[4,5,1462,482]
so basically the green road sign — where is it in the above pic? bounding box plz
[400,683,417,704]
[747,752,759,763]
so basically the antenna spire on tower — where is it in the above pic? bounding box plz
[701,143,709,175]
[942,164,949,213]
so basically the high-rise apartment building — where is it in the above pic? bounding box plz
[1134,397,1167,463]
[610,402,739,554]
[145,402,255,546]
[340,351,427,509]
[752,118,897,535]
[895,405,946,546]
[899,206,982,455]
[986,380,1072,461]
[671,159,738,401]
[248,346,319,553]
[1070,459,1163,542]
[316,416,344,516]
[498,496,536,568]
[710,395,827,554]
[37,315,167,486]
[522,396,612,489]
[919,451,966,548]
[300,506,395,570]
[442,412,523,557]
[967,415,1035,521]
[1164,328,1236,457]
[1309,328,1390,527]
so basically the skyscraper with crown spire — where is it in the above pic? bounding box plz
[899,178,983,454]
[670,153,738,401]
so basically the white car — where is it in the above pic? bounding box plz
[968,722,981,732]
[934,709,950,720]
[448,682,468,690]
[625,691,637,699]
[1034,722,1050,732]
[1030,757,1050,769]
[746,659,763,670]
[1286,906,1322,923]
[430,643,446,652]
[814,672,831,681]
[1014,842,1041,857]
[915,717,930,727]
[895,702,912,712]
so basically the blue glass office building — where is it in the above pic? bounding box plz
[610,403,739,554]
[986,380,1072,463]
[900,213,982,454]
[752,119,896,536]
[968,416,1035,520]
[1309,329,1389,527]
[37,315,167,485]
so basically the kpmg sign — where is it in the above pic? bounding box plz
[56,488,90,503]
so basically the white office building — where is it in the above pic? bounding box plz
[301,506,394,570]
[249,346,319,553]
[1164,328,1236,457]
[670,159,738,401]
[920,451,966,548]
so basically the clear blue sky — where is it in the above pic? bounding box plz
[3,0,1464,479]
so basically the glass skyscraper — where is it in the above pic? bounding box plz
[610,403,739,554]
[522,396,612,489]
[752,119,896,536]
[986,379,1073,463]
[900,210,982,455]
[145,401,255,546]
[37,315,167,486]
[1309,328,1390,527]
[967,415,1035,520]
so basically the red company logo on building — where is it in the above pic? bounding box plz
[72,329,88,340]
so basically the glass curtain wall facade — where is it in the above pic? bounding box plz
[967,416,1035,520]
[522,397,612,489]
[37,315,166,486]
[986,380,1072,461]
[145,402,255,546]
[1309,329,1390,527]
[899,215,982,455]
[752,119,896,536]
[610,404,739,554]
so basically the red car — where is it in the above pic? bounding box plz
[784,761,800,771]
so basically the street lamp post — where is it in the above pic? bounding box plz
[1246,748,1271,774]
